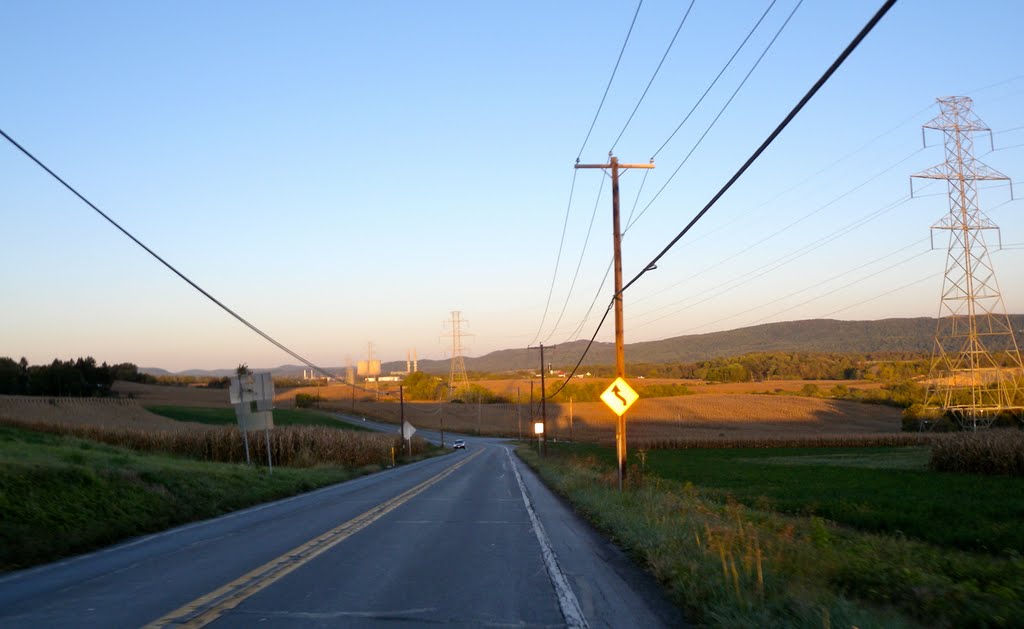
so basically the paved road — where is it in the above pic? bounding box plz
[0,428,684,627]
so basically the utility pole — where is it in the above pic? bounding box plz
[576,154,654,488]
[517,385,522,440]
[529,380,534,424]
[528,343,554,455]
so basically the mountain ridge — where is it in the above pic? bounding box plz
[141,315,1024,377]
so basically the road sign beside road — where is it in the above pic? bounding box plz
[600,377,638,416]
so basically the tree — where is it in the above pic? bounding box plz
[403,371,443,400]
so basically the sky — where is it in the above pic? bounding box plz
[1,0,1023,372]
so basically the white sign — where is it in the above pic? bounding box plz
[231,372,275,431]
[402,420,417,440]
[534,422,544,434]
[600,377,639,417]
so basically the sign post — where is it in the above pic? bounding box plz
[402,420,416,457]
[230,372,276,473]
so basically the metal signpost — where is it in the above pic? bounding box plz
[230,372,276,473]
[402,420,416,457]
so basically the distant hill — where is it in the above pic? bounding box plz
[410,315,1024,374]
[144,316,1024,377]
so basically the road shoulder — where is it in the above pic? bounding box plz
[508,445,688,628]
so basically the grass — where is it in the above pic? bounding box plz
[519,443,1024,628]
[567,443,1024,554]
[645,446,1024,554]
[146,405,373,431]
[0,424,365,571]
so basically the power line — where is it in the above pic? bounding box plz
[546,302,614,400]
[554,172,652,344]
[962,73,1024,95]
[648,0,780,162]
[545,0,898,391]
[542,176,607,343]
[631,192,915,328]
[609,0,697,153]
[630,150,925,310]
[994,124,1024,134]
[746,247,931,325]
[634,101,934,241]
[649,239,930,367]
[689,242,931,336]
[576,0,644,161]
[622,0,897,295]
[529,168,579,346]
[533,0,643,346]
[626,0,804,231]
[816,272,939,318]
[0,126,376,393]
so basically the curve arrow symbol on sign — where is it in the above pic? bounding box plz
[612,385,627,406]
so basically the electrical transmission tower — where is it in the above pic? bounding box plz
[911,96,1024,429]
[442,311,471,396]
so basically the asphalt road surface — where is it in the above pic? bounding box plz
[0,422,684,628]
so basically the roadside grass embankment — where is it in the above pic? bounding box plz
[0,425,362,571]
[518,442,1024,628]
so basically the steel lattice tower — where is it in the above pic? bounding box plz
[442,311,471,396]
[911,96,1024,429]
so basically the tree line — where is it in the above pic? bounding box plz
[571,351,937,383]
[0,356,153,397]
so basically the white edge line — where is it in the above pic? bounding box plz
[506,446,588,629]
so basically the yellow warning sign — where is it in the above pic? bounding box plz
[600,377,639,416]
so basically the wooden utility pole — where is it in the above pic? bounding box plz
[576,155,654,489]
[528,343,553,456]
[516,385,522,440]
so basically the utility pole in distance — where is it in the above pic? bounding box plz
[528,343,554,456]
[576,155,654,489]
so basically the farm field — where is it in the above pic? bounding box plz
[8,379,904,444]
[304,389,903,443]
[520,442,1024,627]
[113,380,230,407]
[563,442,1024,553]
[146,405,373,431]
[0,394,197,431]
[423,377,887,398]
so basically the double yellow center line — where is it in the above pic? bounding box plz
[144,449,482,628]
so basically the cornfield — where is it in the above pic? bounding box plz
[0,418,429,468]
[929,429,1024,476]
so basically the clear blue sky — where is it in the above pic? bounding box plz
[1,0,1022,371]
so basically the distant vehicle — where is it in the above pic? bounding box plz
[452,439,466,450]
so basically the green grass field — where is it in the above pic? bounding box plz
[0,425,362,571]
[520,443,1024,628]
[652,446,1024,555]
[561,443,1024,554]
[146,405,373,431]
